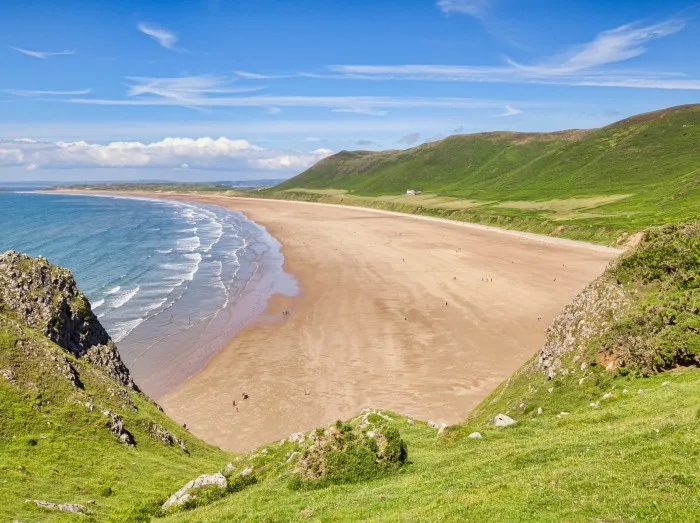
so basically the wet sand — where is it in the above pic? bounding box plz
[58,191,621,452]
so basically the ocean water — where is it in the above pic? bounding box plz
[0,192,296,395]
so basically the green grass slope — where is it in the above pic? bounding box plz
[172,221,700,521]
[273,105,700,245]
[0,252,232,522]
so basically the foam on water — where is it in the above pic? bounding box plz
[110,286,140,309]
[0,191,296,392]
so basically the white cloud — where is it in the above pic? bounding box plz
[495,104,521,117]
[331,107,389,117]
[10,46,74,59]
[0,137,333,172]
[67,76,516,114]
[325,19,697,90]
[235,71,293,80]
[265,106,282,114]
[137,23,178,50]
[125,75,267,103]
[3,88,91,97]
[507,20,685,75]
[437,0,490,17]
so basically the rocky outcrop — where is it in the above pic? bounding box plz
[0,251,135,389]
[162,473,228,510]
[103,410,135,446]
[149,422,188,453]
[534,277,630,379]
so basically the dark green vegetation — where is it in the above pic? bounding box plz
[273,104,700,245]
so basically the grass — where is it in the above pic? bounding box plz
[164,369,700,522]
[269,104,700,245]
[0,314,232,522]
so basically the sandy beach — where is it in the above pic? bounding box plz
[60,191,620,452]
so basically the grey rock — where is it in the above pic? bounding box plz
[27,500,91,514]
[494,414,515,427]
[0,251,136,389]
[149,422,188,453]
[240,466,254,477]
[468,432,482,439]
[162,472,227,510]
[537,407,543,415]
[223,463,235,474]
[406,418,415,425]
[102,410,135,446]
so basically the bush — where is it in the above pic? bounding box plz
[291,419,407,490]
[602,221,700,373]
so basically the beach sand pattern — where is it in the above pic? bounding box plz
[96,194,618,453]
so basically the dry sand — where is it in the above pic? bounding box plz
[60,191,620,452]
[141,194,616,453]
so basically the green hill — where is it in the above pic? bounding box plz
[272,104,700,245]
[2,221,700,521]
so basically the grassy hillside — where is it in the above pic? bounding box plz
[3,222,699,521]
[172,221,700,521]
[272,105,700,245]
[0,252,233,521]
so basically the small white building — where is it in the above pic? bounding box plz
[406,189,417,196]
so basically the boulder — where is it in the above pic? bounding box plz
[468,432,482,439]
[494,414,515,427]
[162,472,227,510]
[27,500,91,514]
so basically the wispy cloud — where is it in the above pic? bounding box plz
[125,75,266,102]
[65,76,518,115]
[495,104,521,117]
[137,22,178,50]
[235,70,294,80]
[10,46,74,59]
[507,19,685,75]
[331,107,389,116]
[398,132,421,145]
[437,0,491,18]
[325,19,698,90]
[68,92,520,115]
[0,137,333,171]
[3,88,91,97]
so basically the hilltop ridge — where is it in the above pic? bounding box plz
[271,104,700,245]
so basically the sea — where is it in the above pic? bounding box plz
[0,190,297,396]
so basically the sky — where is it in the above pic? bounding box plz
[0,0,698,181]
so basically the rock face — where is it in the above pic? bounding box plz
[162,472,228,510]
[0,251,135,389]
[534,277,630,379]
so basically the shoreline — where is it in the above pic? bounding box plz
[33,191,297,400]
[49,190,620,452]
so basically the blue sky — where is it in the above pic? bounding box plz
[1,0,698,181]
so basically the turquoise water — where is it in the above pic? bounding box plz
[0,192,295,395]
